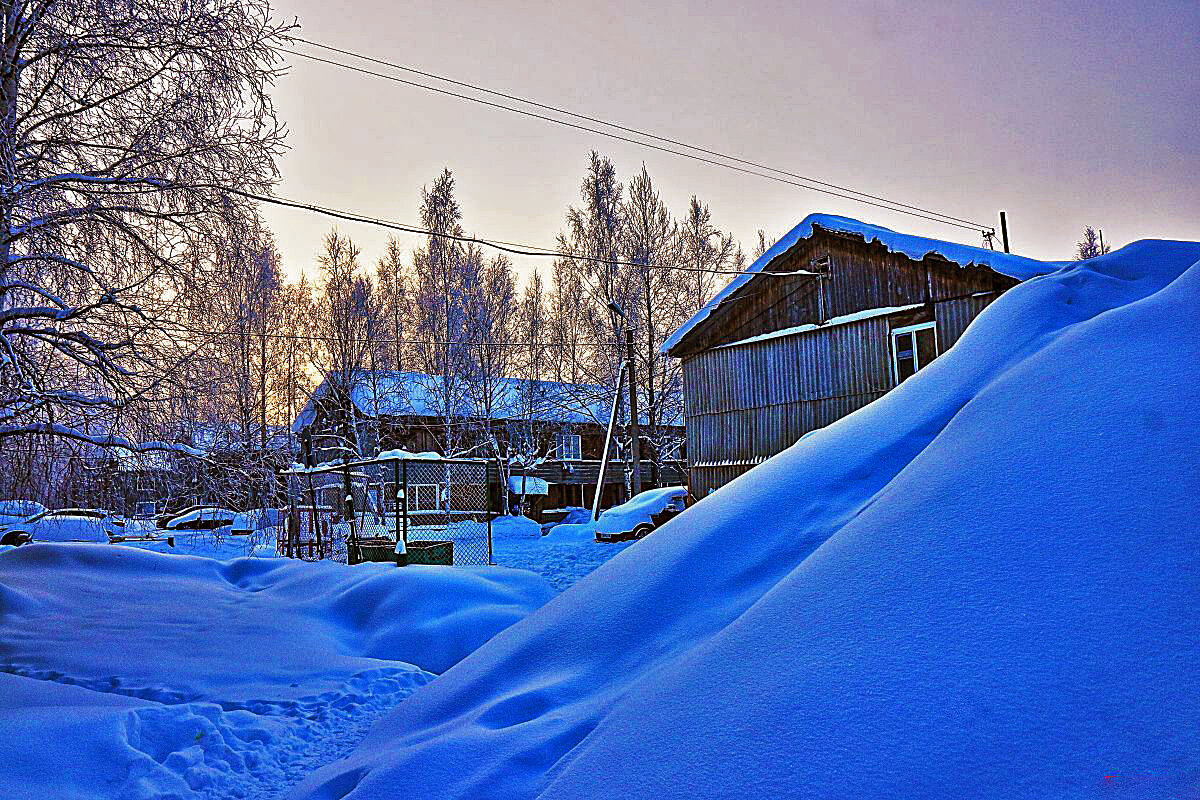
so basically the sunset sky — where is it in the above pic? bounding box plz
[261,0,1199,284]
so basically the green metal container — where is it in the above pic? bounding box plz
[403,539,454,566]
[350,538,400,565]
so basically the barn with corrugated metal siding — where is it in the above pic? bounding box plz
[665,215,1022,496]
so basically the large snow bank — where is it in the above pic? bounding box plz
[0,545,554,799]
[293,239,1200,800]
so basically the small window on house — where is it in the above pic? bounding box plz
[409,484,442,511]
[891,322,938,384]
[556,433,582,461]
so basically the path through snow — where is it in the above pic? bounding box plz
[0,545,553,800]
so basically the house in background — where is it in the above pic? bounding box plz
[291,370,687,517]
[664,213,1040,496]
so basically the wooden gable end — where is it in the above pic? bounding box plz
[670,227,1017,357]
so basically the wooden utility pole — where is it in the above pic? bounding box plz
[999,211,1011,253]
[625,328,642,497]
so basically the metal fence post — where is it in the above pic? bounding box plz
[486,461,494,566]
[393,459,401,544]
[401,459,409,547]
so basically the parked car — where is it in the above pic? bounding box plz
[0,499,47,526]
[0,508,125,544]
[230,508,285,535]
[595,486,690,543]
[161,506,237,531]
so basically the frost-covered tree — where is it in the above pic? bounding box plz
[308,229,379,460]
[411,169,473,456]
[546,248,588,385]
[0,0,292,458]
[1076,226,1110,260]
[190,215,285,501]
[374,235,411,373]
[510,269,550,482]
[462,250,518,497]
[752,229,777,260]
[621,165,683,487]
[557,152,630,425]
[678,196,735,312]
[274,272,314,457]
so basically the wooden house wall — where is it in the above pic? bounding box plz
[678,230,1015,496]
[672,227,1015,357]
[683,315,893,495]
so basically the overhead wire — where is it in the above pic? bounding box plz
[227,186,819,277]
[280,45,992,235]
[292,36,990,232]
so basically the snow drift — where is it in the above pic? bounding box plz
[293,238,1200,800]
[0,546,554,799]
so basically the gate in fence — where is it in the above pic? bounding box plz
[284,456,494,566]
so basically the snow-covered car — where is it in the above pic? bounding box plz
[0,499,47,526]
[0,508,125,544]
[231,508,285,535]
[162,506,237,531]
[595,487,690,543]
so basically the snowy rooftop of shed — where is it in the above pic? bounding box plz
[292,370,623,433]
[662,213,1066,354]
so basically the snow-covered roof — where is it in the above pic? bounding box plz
[662,213,1067,354]
[292,371,614,433]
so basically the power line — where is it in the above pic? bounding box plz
[293,36,989,232]
[229,187,816,277]
[281,44,991,235]
[137,319,642,348]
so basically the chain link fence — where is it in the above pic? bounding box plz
[284,457,494,566]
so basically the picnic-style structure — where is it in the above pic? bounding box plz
[664,214,1036,496]
[283,453,494,566]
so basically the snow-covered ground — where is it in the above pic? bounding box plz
[0,544,553,800]
[491,513,633,592]
[289,238,1200,800]
[122,512,632,592]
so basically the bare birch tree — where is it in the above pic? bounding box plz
[0,0,291,464]
[411,169,473,456]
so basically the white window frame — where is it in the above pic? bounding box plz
[890,321,938,384]
[409,483,441,511]
[556,432,582,461]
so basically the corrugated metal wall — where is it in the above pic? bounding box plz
[685,295,1001,496]
[935,294,995,349]
[684,316,894,496]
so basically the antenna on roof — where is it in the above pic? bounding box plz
[999,211,1011,253]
